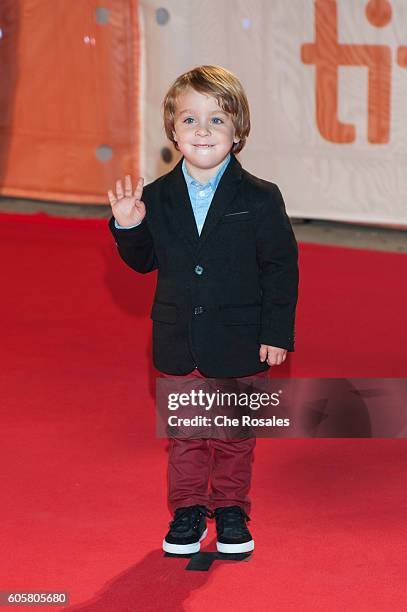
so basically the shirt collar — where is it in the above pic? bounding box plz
[182,152,231,191]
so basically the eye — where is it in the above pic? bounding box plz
[181,116,224,124]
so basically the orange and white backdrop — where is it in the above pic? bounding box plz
[1,0,406,225]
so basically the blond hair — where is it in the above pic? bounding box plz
[162,65,250,155]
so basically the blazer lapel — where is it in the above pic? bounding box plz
[166,153,243,255]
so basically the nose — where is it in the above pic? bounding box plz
[195,123,211,136]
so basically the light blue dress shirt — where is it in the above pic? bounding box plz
[114,153,231,234]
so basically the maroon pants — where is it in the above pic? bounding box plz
[160,367,269,515]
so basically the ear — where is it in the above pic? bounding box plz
[172,131,177,142]
[233,136,240,144]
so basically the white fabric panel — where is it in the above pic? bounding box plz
[139,0,407,226]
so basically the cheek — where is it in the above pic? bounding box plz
[222,127,236,141]
[174,125,192,139]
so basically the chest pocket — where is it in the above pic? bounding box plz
[220,210,251,223]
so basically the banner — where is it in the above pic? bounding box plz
[1,0,406,225]
[0,0,140,204]
[141,0,407,226]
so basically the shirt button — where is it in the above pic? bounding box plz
[198,190,205,197]
[194,265,204,275]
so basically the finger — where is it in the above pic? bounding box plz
[124,175,132,197]
[116,179,124,199]
[267,351,278,366]
[259,346,267,361]
[134,177,144,200]
[107,190,117,205]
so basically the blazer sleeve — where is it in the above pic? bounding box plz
[255,184,299,351]
[108,215,158,274]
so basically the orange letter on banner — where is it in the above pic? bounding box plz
[397,46,407,67]
[301,0,392,144]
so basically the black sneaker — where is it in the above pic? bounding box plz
[215,505,254,553]
[163,505,213,554]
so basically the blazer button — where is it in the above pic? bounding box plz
[193,306,205,315]
[194,265,204,275]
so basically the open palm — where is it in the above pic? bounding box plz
[107,175,146,227]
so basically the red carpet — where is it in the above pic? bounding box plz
[1,211,406,611]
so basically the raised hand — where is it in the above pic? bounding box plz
[107,175,146,227]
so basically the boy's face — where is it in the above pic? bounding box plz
[172,87,240,179]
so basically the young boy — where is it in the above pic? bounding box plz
[107,65,299,555]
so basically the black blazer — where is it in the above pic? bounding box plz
[109,152,299,377]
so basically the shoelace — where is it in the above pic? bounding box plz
[169,505,214,531]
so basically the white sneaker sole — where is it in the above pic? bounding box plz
[216,539,254,553]
[163,528,208,554]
